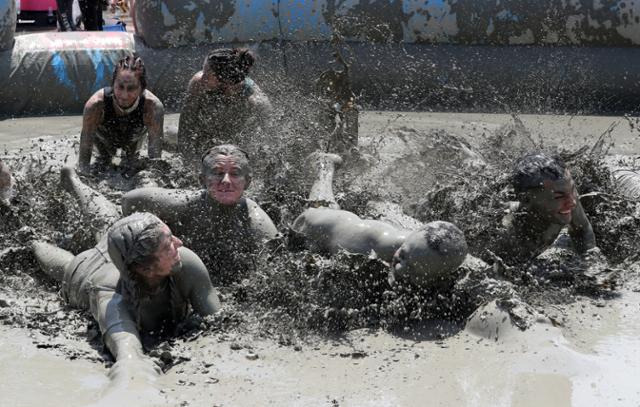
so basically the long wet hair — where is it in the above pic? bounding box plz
[512,152,568,194]
[111,54,148,90]
[205,48,255,84]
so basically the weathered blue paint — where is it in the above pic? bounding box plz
[87,50,110,93]
[51,52,78,99]
[282,0,332,40]
[0,0,16,50]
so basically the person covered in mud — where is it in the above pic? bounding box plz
[488,152,598,264]
[31,211,220,401]
[121,144,278,284]
[78,54,164,176]
[177,48,272,162]
[292,152,468,288]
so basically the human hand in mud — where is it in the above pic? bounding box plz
[86,357,166,407]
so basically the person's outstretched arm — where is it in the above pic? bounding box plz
[89,289,165,405]
[143,90,164,159]
[78,90,104,173]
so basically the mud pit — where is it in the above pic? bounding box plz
[1,112,640,406]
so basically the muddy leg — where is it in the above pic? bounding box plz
[307,152,343,209]
[60,166,120,242]
[31,241,74,282]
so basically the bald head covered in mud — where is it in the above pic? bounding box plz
[122,144,278,284]
[490,152,597,263]
[78,54,165,175]
[177,48,273,162]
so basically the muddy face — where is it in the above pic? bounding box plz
[136,225,183,284]
[525,174,577,225]
[201,155,248,205]
[113,71,143,110]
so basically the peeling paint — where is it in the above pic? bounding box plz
[132,0,640,48]
[0,0,16,50]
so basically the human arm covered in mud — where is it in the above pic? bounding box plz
[88,289,165,406]
[78,90,105,174]
[246,198,279,243]
[142,90,164,159]
[568,200,597,254]
[175,247,221,315]
[121,187,192,229]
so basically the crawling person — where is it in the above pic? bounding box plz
[487,152,599,265]
[177,48,272,162]
[78,54,164,176]
[292,152,468,288]
[121,144,278,284]
[31,212,220,405]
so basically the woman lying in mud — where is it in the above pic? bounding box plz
[31,211,220,404]
[77,54,164,176]
[292,152,469,288]
[487,152,600,265]
[177,48,272,162]
[122,144,278,284]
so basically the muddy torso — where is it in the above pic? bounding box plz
[170,191,258,285]
[95,87,147,159]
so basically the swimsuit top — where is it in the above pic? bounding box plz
[97,86,147,148]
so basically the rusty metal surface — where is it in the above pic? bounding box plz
[134,0,640,48]
[0,0,16,50]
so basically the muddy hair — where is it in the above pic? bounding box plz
[201,144,252,180]
[111,54,147,90]
[205,48,255,83]
[421,221,467,256]
[512,152,568,194]
[107,213,166,283]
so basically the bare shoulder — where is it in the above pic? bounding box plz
[186,71,205,93]
[245,198,278,238]
[84,89,105,114]
[143,89,163,107]
[174,247,209,290]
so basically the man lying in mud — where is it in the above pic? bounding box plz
[487,152,599,265]
[292,152,468,288]
[77,54,164,176]
[121,144,278,284]
[31,210,220,404]
[178,48,272,163]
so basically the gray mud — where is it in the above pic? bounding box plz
[2,112,640,406]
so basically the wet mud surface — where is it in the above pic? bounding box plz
[1,112,640,406]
